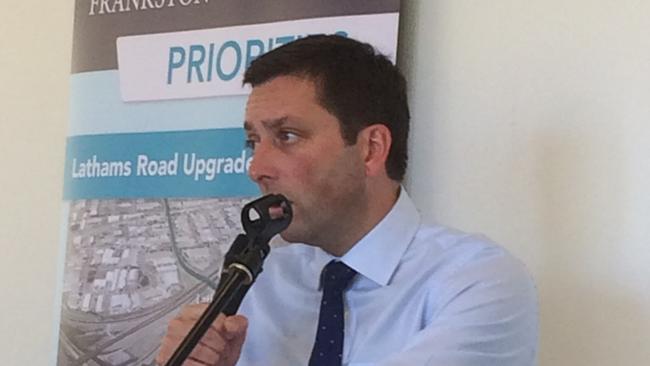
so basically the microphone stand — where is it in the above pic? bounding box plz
[164,194,292,366]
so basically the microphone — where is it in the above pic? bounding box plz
[164,194,292,366]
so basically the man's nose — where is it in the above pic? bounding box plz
[248,141,278,185]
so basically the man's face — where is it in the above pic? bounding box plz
[244,75,369,247]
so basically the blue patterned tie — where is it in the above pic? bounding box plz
[308,260,357,366]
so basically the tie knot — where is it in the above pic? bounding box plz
[321,260,357,292]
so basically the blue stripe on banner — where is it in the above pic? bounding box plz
[63,129,260,199]
[69,70,248,136]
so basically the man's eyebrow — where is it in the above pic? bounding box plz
[244,116,290,131]
[263,116,290,129]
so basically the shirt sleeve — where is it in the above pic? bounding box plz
[377,251,539,366]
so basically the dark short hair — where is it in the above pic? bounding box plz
[243,34,410,182]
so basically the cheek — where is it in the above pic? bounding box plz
[291,159,317,184]
[286,155,336,204]
[281,144,362,205]
[305,152,362,196]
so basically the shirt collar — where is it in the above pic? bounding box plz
[338,187,421,286]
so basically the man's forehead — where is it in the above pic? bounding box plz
[244,86,291,126]
[244,85,319,128]
[244,85,295,123]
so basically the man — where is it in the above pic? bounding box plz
[157,35,538,366]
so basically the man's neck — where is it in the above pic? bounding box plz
[321,183,400,257]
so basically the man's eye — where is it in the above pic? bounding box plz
[277,131,298,143]
[244,139,256,151]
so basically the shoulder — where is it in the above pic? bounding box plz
[378,223,539,365]
[405,222,538,318]
[412,223,534,284]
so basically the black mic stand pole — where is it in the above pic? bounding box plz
[164,194,292,366]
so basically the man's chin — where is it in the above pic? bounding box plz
[279,230,300,244]
[278,224,311,244]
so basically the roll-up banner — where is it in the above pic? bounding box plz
[57,1,401,364]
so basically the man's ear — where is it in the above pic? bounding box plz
[357,124,392,177]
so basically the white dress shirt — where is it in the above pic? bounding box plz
[236,190,538,365]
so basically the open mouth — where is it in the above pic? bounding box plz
[268,199,292,220]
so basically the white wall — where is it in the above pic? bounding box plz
[1,1,649,365]
[0,2,72,365]
[400,1,650,365]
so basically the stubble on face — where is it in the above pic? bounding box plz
[245,75,371,254]
[281,144,369,251]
